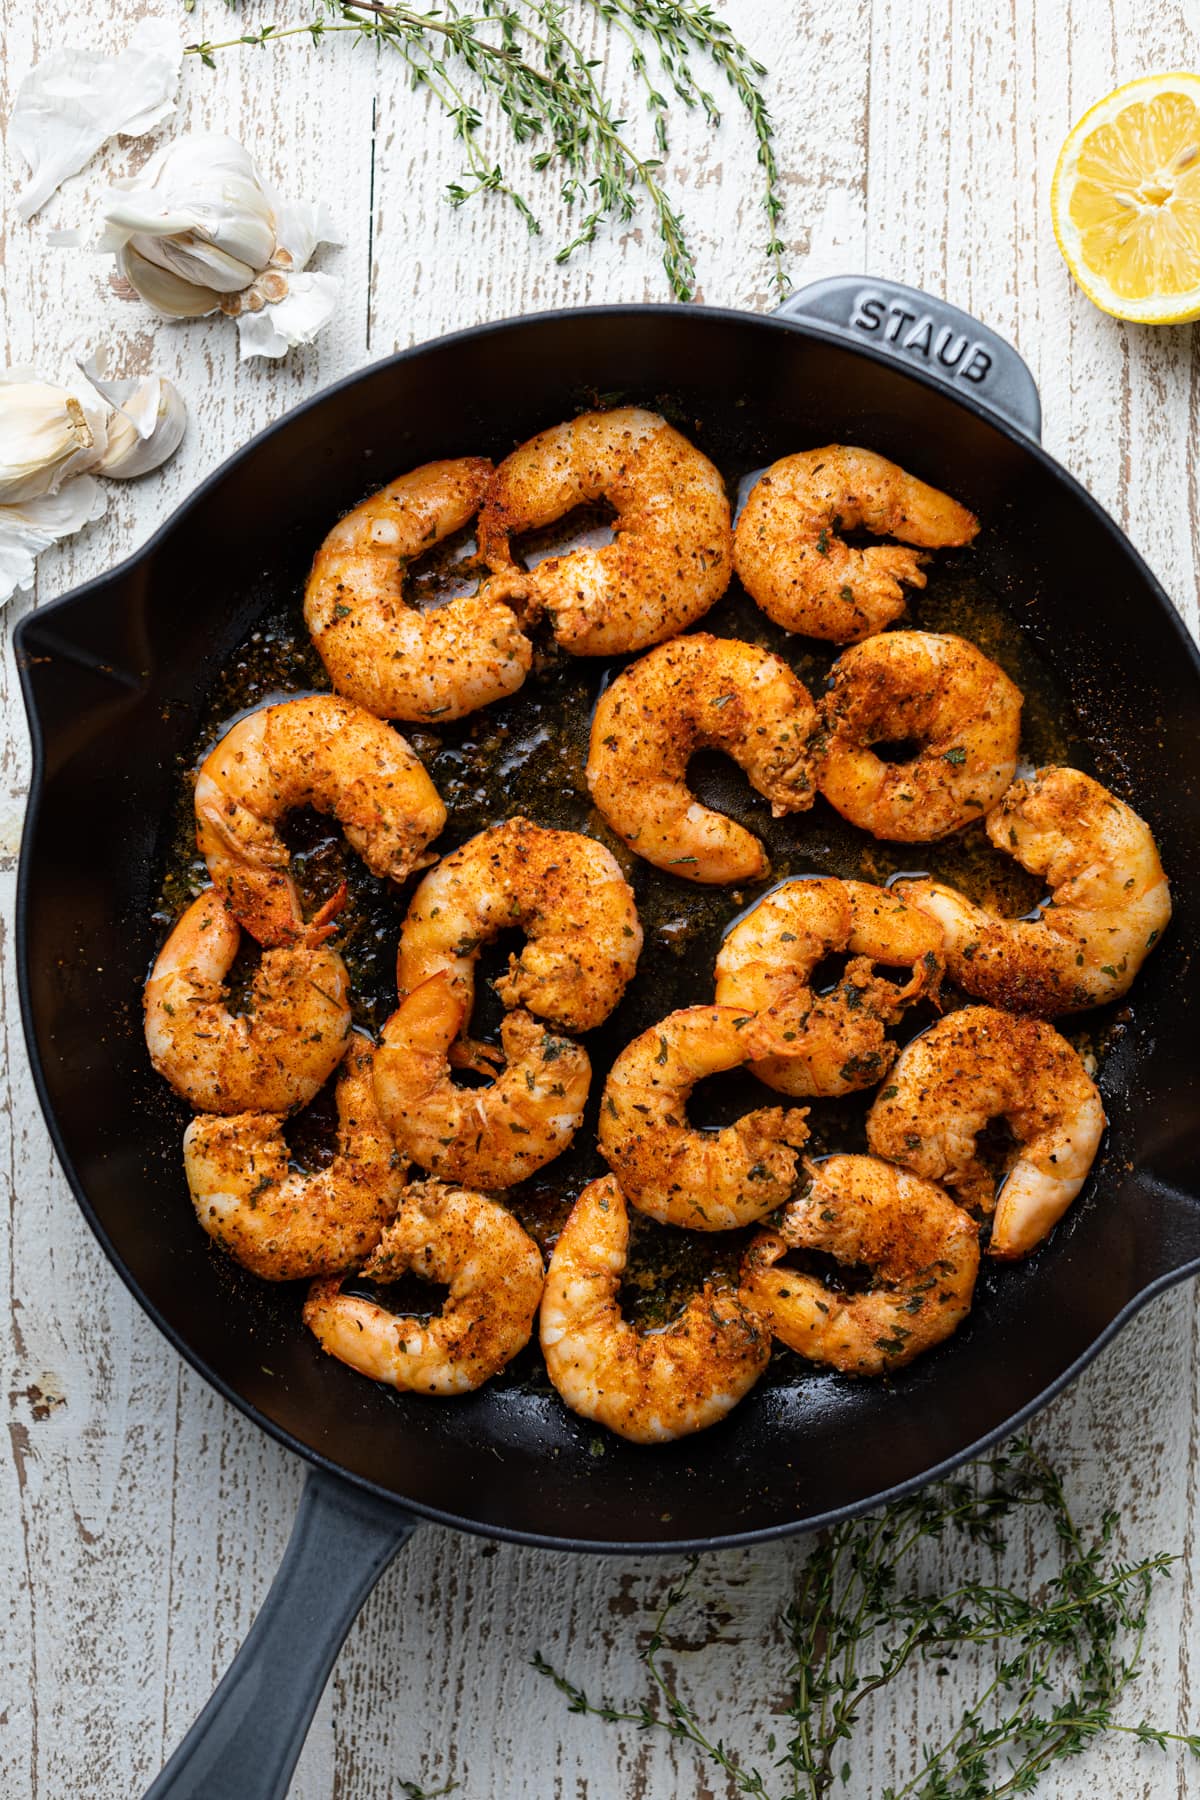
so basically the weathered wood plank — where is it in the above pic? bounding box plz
[2,1,1199,1796]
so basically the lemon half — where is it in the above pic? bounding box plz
[1051,71,1200,323]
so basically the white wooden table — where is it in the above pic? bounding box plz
[2,2,1199,1794]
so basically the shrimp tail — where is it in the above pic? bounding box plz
[448,1037,507,1074]
[307,880,349,945]
[480,566,541,623]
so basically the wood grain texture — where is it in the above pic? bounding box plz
[2,1,1199,1794]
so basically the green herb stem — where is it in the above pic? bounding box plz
[183,0,787,300]
[535,1438,1200,1798]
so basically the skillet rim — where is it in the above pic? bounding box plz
[14,298,1200,1553]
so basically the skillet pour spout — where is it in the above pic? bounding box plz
[14,281,1200,1794]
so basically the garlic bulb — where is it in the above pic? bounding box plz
[0,357,187,604]
[0,375,108,505]
[99,135,341,360]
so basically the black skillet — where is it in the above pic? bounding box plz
[15,278,1200,1798]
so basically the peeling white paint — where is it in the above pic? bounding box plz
[2,1,1199,1796]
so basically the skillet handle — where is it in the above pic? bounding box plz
[774,276,1043,441]
[144,1467,418,1800]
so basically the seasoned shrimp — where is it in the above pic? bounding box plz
[900,766,1171,1014]
[144,889,351,1113]
[397,817,641,1070]
[866,1006,1106,1259]
[714,878,943,1096]
[373,972,590,1188]
[587,634,817,884]
[304,1180,543,1394]
[540,1175,770,1443]
[814,632,1022,841]
[734,445,979,642]
[184,1036,405,1280]
[478,407,732,654]
[598,1005,810,1230]
[741,1155,979,1375]
[195,694,446,946]
[304,457,533,723]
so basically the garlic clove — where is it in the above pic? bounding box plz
[0,376,108,504]
[12,18,182,221]
[92,375,186,479]
[129,230,261,297]
[0,476,107,605]
[116,243,223,319]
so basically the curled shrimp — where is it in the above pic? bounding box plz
[373,972,591,1188]
[741,1154,979,1376]
[734,445,979,642]
[305,1180,544,1395]
[866,1006,1106,1259]
[714,878,943,1097]
[195,694,446,947]
[540,1175,771,1443]
[144,889,351,1113]
[304,457,533,724]
[900,766,1171,1014]
[183,1036,406,1281]
[397,817,641,1070]
[814,631,1023,841]
[598,1005,810,1230]
[478,407,732,654]
[586,633,817,884]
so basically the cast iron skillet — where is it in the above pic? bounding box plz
[15,278,1200,1798]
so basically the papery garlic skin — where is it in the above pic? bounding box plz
[99,134,341,357]
[232,273,342,360]
[0,478,107,604]
[12,18,182,220]
[0,373,110,504]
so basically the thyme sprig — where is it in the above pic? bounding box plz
[182,2,786,301]
[534,1439,1200,1798]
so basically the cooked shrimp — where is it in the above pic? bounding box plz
[195,694,446,946]
[586,633,817,884]
[741,1155,979,1375]
[714,878,943,1096]
[183,1036,405,1280]
[900,766,1171,1014]
[866,1006,1106,1259]
[734,445,979,642]
[397,817,641,1070]
[814,632,1022,840]
[304,457,533,723]
[540,1175,770,1443]
[144,889,351,1113]
[373,972,590,1188]
[304,1180,543,1394]
[598,1005,809,1230]
[478,407,732,655]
